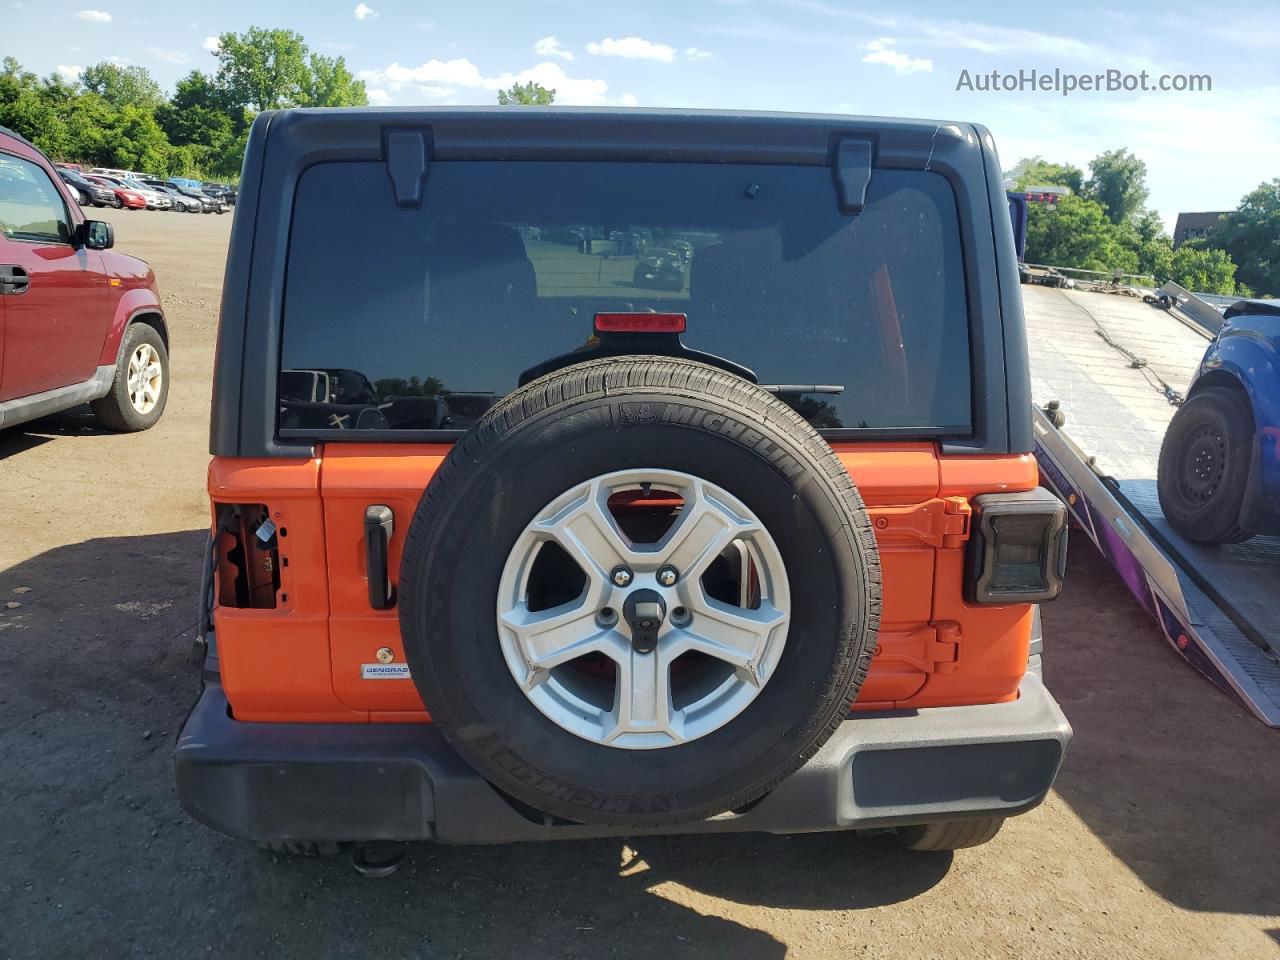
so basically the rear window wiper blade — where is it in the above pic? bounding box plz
[759,384,845,395]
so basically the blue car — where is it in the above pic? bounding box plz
[1158,299,1280,542]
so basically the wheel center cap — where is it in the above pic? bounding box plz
[622,588,666,654]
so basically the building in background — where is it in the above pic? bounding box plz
[1173,211,1230,248]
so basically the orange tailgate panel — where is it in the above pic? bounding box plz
[211,444,1041,722]
[319,444,449,716]
[209,457,363,722]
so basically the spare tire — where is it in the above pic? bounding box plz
[399,357,880,827]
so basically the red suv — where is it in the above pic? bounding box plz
[0,126,169,432]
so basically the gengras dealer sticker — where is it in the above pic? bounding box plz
[361,663,411,679]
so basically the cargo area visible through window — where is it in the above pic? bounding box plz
[279,160,972,435]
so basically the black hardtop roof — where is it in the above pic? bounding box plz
[270,104,960,128]
[258,106,983,166]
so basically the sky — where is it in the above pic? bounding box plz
[8,0,1280,229]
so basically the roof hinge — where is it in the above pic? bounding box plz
[832,137,873,214]
[383,128,430,210]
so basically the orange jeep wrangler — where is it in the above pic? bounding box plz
[176,108,1072,854]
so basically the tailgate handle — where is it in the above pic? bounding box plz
[364,505,396,610]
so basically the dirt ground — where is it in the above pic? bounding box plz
[1,206,1277,959]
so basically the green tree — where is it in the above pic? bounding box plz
[1119,208,1174,280]
[0,59,69,158]
[301,54,368,107]
[1024,194,1138,274]
[214,27,310,111]
[1085,148,1149,225]
[1210,179,1280,297]
[155,70,239,174]
[80,62,164,110]
[497,81,555,105]
[1167,244,1239,295]
[1006,156,1084,195]
[102,105,171,172]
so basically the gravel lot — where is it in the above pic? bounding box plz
[1,206,1277,959]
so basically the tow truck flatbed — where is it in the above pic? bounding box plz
[1023,285,1280,727]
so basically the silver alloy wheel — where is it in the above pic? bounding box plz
[126,343,163,414]
[497,469,790,750]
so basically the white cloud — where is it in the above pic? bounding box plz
[366,88,392,105]
[76,9,111,22]
[534,36,574,61]
[684,47,713,61]
[56,64,84,82]
[354,2,376,20]
[202,36,220,53]
[147,47,190,65]
[359,58,612,105]
[486,62,609,104]
[619,92,640,107]
[586,36,675,63]
[106,55,130,66]
[780,1,1155,70]
[861,38,932,74]
[373,58,485,91]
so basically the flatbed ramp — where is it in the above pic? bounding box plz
[1022,285,1280,726]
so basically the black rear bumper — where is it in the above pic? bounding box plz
[174,668,1071,845]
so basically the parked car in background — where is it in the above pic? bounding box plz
[56,167,114,207]
[202,182,237,206]
[632,247,687,290]
[141,180,202,213]
[0,126,170,432]
[89,167,134,180]
[1158,299,1280,543]
[85,175,146,209]
[53,161,83,173]
[176,186,224,214]
[121,177,173,211]
[165,177,227,213]
[88,174,171,210]
[167,176,203,193]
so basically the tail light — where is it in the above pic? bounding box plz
[965,488,1068,604]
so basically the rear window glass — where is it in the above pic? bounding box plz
[279,160,971,434]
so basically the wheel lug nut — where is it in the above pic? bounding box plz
[656,565,679,587]
[611,566,633,587]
